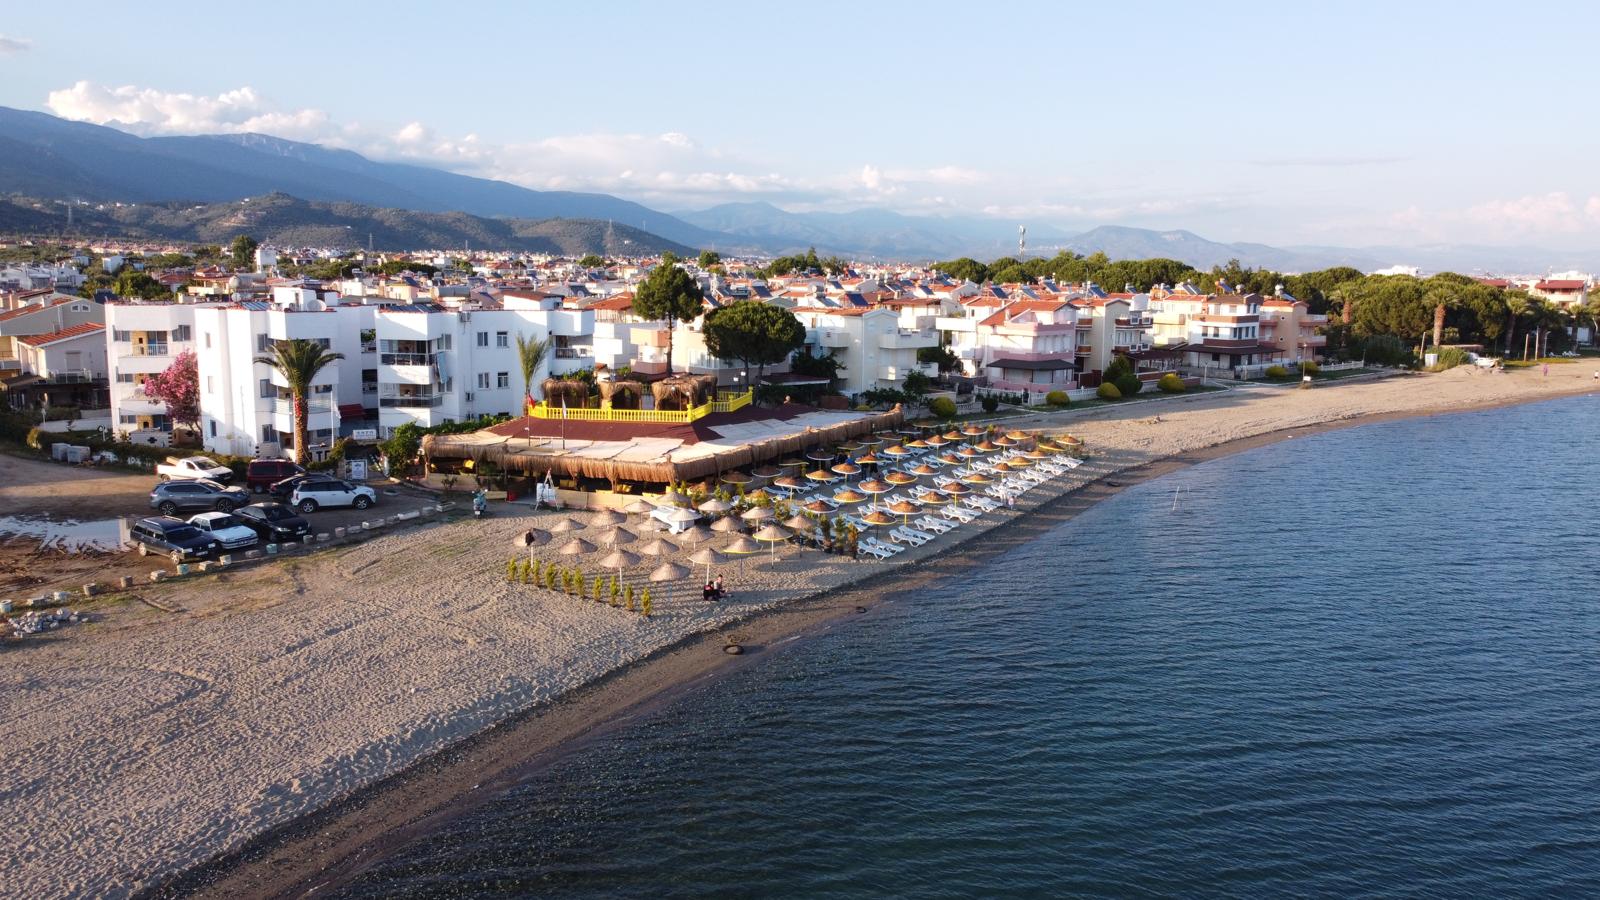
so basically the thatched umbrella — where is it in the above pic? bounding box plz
[942,429,964,442]
[961,472,995,485]
[940,482,972,497]
[805,468,838,484]
[650,561,690,583]
[856,434,884,446]
[547,517,586,533]
[1005,430,1031,442]
[557,537,596,555]
[782,513,816,532]
[856,478,894,511]
[710,515,743,533]
[882,444,910,458]
[740,505,775,523]
[993,435,1017,447]
[598,526,637,547]
[752,524,792,561]
[679,523,714,546]
[975,440,999,453]
[638,537,679,558]
[836,441,862,452]
[517,528,551,548]
[687,546,725,582]
[698,498,733,515]
[831,461,862,478]
[599,548,641,583]
[1024,449,1053,461]
[805,447,835,462]
[832,488,867,506]
[778,457,808,469]
[591,509,627,528]
[913,489,950,506]
[656,490,690,507]
[887,499,921,523]
[884,471,918,487]
[744,488,773,504]
[910,463,939,477]
[720,471,754,487]
[856,450,881,467]
[773,475,806,491]
[802,498,837,515]
[956,446,980,459]
[724,535,761,555]
[938,452,963,466]
[861,509,896,528]
[905,439,930,451]
[961,425,984,437]
[925,433,949,447]
[622,498,655,516]
[751,465,781,479]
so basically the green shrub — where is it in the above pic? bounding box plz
[1114,374,1142,396]
[981,394,999,413]
[1045,390,1070,407]
[1265,365,1290,379]
[927,396,957,419]
[1300,360,1321,376]
[1431,347,1471,371]
[1105,354,1135,383]
[1097,382,1122,400]
[1157,373,1186,393]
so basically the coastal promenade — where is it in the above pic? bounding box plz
[2,363,1596,899]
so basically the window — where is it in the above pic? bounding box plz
[204,332,212,349]
[209,421,217,437]
[476,373,490,390]
[313,384,333,395]
[262,426,278,442]
[172,325,191,342]
[113,329,131,342]
[206,376,215,393]
[476,331,489,347]
[495,331,509,348]
[116,373,135,384]
[256,333,272,353]
[435,335,452,350]
[259,379,275,399]
[496,372,510,389]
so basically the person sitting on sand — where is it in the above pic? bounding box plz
[703,581,715,602]
[714,575,725,600]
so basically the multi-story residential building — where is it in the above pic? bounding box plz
[791,305,938,397]
[5,323,110,410]
[1178,291,1283,371]
[1072,294,1153,378]
[0,293,102,376]
[1258,292,1328,363]
[1528,279,1589,308]
[106,301,206,438]
[936,298,1080,397]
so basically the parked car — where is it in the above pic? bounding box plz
[246,459,304,493]
[187,511,261,550]
[290,479,377,513]
[234,502,312,542]
[156,455,235,483]
[267,472,343,502]
[129,516,219,562]
[149,479,252,516]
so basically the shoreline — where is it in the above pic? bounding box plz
[159,377,1597,900]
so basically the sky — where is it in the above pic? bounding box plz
[1,0,1597,250]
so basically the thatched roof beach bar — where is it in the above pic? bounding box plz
[421,402,906,490]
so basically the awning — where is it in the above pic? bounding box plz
[337,403,367,419]
[762,372,832,385]
[986,357,1075,371]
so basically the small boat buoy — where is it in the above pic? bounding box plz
[723,643,744,655]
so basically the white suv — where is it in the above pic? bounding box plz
[290,480,377,513]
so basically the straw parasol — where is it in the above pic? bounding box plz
[956,446,979,458]
[679,523,714,546]
[517,527,551,548]
[687,546,726,581]
[975,440,999,452]
[905,439,930,450]
[752,465,781,479]
[744,488,773,504]
[1024,449,1052,461]
[740,505,776,523]
[911,463,939,476]
[961,425,984,437]
[831,461,862,477]
[942,429,964,442]
[836,441,862,452]
[884,471,918,486]
[598,526,637,547]
[698,498,733,515]
[637,537,680,557]
[925,434,948,447]
[805,468,838,483]
[1005,430,1031,442]
[803,498,837,515]
[591,509,626,528]
[940,482,972,496]
[557,537,596,555]
[710,515,743,533]
[860,510,896,527]
[724,535,762,555]
[993,435,1017,447]
[857,434,885,446]
[778,457,808,469]
[881,444,910,457]
[547,516,586,533]
[856,450,881,466]
[961,472,995,485]
[599,549,641,582]
[649,561,690,583]
[773,475,806,490]
[887,499,921,522]
[783,513,816,531]
[752,524,792,560]
[720,471,754,487]
[656,490,690,507]
[665,507,702,526]
[832,488,868,505]
[898,426,921,436]
[856,478,894,507]
[913,489,949,505]
[622,498,655,516]
[1007,456,1033,468]
[806,447,836,462]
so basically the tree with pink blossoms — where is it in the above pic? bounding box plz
[143,349,201,436]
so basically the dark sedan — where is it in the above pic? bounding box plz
[234,502,313,542]
[267,472,343,502]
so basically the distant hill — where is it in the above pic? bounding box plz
[0,107,732,251]
[0,193,697,256]
[1050,225,1382,273]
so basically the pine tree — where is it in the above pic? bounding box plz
[624,585,635,609]
[640,589,652,617]
[507,558,518,581]
[592,578,603,601]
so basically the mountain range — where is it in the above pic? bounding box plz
[0,106,1586,273]
[0,193,694,257]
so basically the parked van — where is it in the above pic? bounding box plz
[246,459,305,493]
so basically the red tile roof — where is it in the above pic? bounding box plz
[0,296,77,322]
[14,322,105,347]
[1535,280,1586,291]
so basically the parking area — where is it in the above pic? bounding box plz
[0,453,442,597]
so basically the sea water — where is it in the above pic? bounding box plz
[340,394,1600,898]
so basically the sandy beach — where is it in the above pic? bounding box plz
[2,363,1596,900]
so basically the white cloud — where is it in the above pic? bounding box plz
[46,81,333,140]
[1465,191,1600,235]
[0,34,31,54]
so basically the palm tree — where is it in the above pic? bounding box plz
[256,339,344,464]
[515,332,551,414]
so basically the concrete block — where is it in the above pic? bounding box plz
[245,549,261,560]
[218,554,232,566]
[265,543,279,555]
[174,564,190,576]
[82,584,99,598]
[149,571,166,582]
[334,527,346,539]
[317,533,331,543]
[51,590,71,603]
[118,576,135,589]
[0,599,11,613]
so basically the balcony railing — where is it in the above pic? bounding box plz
[380,394,444,408]
[380,352,435,366]
[553,347,593,359]
[127,344,170,357]
[528,389,752,424]
[267,398,334,416]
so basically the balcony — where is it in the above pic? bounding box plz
[266,398,334,417]
[815,329,851,348]
[1301,315,1329,327]
[126,344,170,358]
[878,329,938,350]
[379,393,444,408]
[553,347,593,360]
[380,352,435,366]
[933,316,976,333]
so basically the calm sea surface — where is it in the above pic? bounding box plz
[340,395,1600,898]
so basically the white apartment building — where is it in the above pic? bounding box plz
[791,306,939,397]
[107,300,207,440]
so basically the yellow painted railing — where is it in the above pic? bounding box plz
[527,388,752,423]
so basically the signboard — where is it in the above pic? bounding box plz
[351,428,378,441]
[348,459,369,481]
